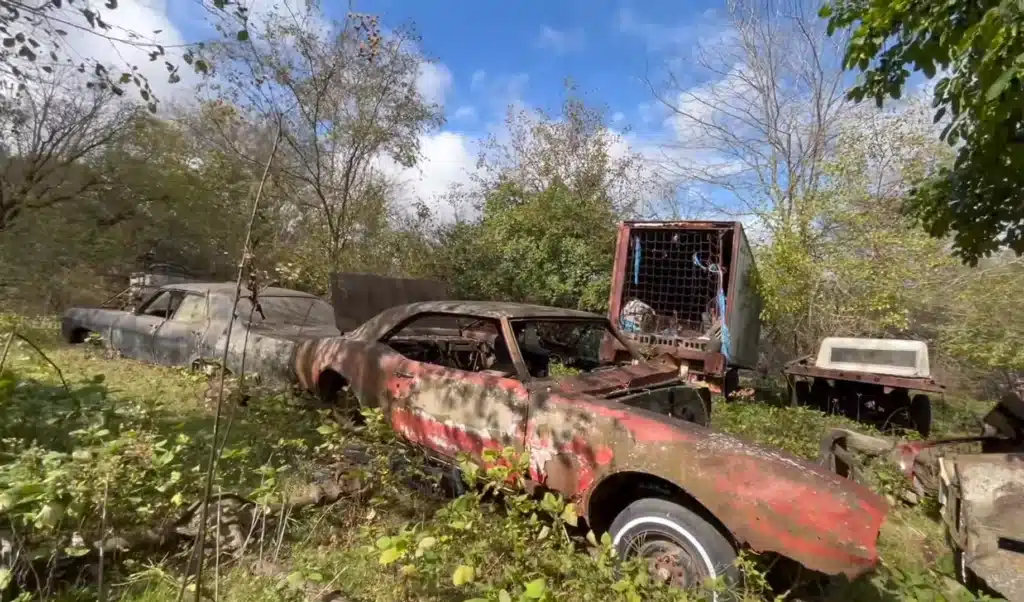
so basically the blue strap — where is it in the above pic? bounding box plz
[633,237,641,285]
[693,253,731,362]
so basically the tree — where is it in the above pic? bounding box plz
[647,0,850,233]
[196,6,441,282]
[821,0,1024,264]
[0,0,248,107]
[438,181,618,310]
[473,90,655,216]
[0,106,267,311]
[755,101,958,361]
[433,93,650,310]
[0,71,136,233]
[938,255,1024,393]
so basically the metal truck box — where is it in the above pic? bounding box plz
[604,221,762,378]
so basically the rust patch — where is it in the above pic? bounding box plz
[543,453,581,496]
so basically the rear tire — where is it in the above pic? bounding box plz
[609,498,738,598]
[909,394,932,438]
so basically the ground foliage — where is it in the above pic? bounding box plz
[0,317,1004,602]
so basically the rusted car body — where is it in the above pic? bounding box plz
[823,393,1024,600]
[938,453,1024,601]
[295,301,887,588]
[603,221,762,396]
[62,282,340,383]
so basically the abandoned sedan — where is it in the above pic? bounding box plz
[294,301,888,591]
[62,282,339,383]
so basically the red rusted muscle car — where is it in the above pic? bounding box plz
[294,301,887,591]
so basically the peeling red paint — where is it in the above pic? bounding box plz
[295,301,887,582]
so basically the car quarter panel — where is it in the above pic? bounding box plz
[528,389,888,579]
[387,359,530,461]
[296,337,530,460]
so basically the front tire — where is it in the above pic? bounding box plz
[610,498,738,597]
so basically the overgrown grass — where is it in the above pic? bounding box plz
[0,317,1003,601]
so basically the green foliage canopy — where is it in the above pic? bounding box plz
[822,0,1024,264]
[437,180,617,311]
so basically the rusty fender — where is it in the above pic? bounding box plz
[576,407,889,579]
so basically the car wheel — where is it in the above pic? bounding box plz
[610,498,738,597]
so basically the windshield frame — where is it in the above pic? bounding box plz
[505,316,642,381]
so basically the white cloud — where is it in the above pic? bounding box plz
[379,131,479,222]
[416,61,453,106]
[611,111,625,124]
[617,7,725,52]
[453,106,477,122]
[535,25,585,54]
[56,0,197,103]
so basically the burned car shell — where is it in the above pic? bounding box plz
[295,301,887,579]
[62,282,339,383]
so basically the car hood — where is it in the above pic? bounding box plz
[547,359,683,397]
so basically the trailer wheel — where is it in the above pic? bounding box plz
[909,394,932,437]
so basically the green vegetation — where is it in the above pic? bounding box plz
[1,0,1021,600]
[0,317,1001,601]
[822,0,1024,264]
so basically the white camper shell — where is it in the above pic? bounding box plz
[814,337,931,380]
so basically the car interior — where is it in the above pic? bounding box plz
[383,314,619,379]
[138,290,185,319]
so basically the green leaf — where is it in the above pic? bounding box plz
[316,423,338,436]
[524,578,546,598]
[560,502,578,527]
[236,30,249,42]
[0,567,11,590]
[379,547,401,565]
[451,564,475,586]
[64,546,91,558]
[611,579,630,593]
[37,503,64,528]
[986,67,1017,101]
[286,571,305,589]
[375,536,392,550]
[498,590,512,602]
[417,536,437,550]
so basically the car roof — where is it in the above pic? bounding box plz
[348,300,606,341]
[161,282,320,299]
[385,300,602,321]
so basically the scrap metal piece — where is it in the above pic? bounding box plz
[942,454,1024,601]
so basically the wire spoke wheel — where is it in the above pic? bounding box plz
[629,532,709,589]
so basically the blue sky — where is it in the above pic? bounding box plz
[342,0,724,137]
[156,0,727,143]
[86,0,801,223]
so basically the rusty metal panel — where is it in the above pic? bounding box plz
[951,454,1024,601]
[784,358,947,394]
[726,222,762,370]
[605,220,764,374]
[329,272,452,332]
